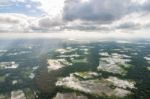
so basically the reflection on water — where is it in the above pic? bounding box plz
[0,39,150,99]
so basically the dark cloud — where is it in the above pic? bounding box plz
[0,0,150,33]
[116,22,141,29]
[61,0,150,31]
[63,0,134,24]
[38,17,63,28]
[63,0,150,22]
[142,0,150,12]
[64,25,98,31]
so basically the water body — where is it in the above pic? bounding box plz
[0,38,149,99]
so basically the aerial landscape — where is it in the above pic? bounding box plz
[0,38,150,99]
[0,0,150,99]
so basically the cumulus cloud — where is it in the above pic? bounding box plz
[31,0,65,17]
[0,0,150,34]
[116,22,141,30]
[61,0,150,32]
[38,17,63,28]
[0,13,30,33]
[0,0,13,7]
[0,13,65,33]
[63,0,134,23]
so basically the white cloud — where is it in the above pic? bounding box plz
[0,0,13,6]
[0,0,149,36]
[109,12,150,31]
[12,0,25,3]
[31,0,65,17]
[131,0,147,4]
[0,13,32,33]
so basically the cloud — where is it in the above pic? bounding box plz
[116,22,141,30]
[0,13,32,33]
[0,13,64,33]
[0,0,150,34]
[29,16,64,32]
[0,0,43,16]
[31,0,65,17]
[110,12,150,32]
[63,0,134,24]
[0,0,13,6]
[0,16,19,24]
[60,0,150,32]
[38,17,63,28]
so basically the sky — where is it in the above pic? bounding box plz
[0,0,150,38]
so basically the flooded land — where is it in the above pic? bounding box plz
[0,39,150,99]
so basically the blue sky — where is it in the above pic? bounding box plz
[0,0,44,16]
[0,0,149,39]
